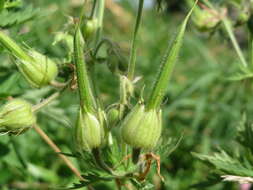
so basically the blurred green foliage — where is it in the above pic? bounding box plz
[0,0,252,189]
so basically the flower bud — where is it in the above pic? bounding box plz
[237,10,250,26]
[120,104,162,149]
[0,99,36,134]
[18,50,58,88]
[107,107,120,127]
[193,11,220,31]
[74,110,104,152]
[186,0,220,32]
[81,18,98,40]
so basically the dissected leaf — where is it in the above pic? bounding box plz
[0,5,39,28]
[193,151,253,177]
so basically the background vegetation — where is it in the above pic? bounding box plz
[0,0,250,189]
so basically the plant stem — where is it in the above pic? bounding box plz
[92,148,114,174]
[146,3,196,110]
[127,0,144,80]
[222,17,248,67]
[95,0,105,45]
[33,124,84,181]
[32,92,60,112]
[74,27,96,112]
[0,31,33,62]
[50,80,68,88]
[90,0,97,19]
[249,32,253,69]
[132,148,141,164]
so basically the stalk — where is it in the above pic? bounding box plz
[90,0,97,19]
[33,124,84,181]
[0,31,33,62]
[147,2,197,110]
[249,32,253,69]
[92,148,114,174]
[127,0,144,80]
[95,0,105,45]
[73,27,96,112]
[222,18,248,67]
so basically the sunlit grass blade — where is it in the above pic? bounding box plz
[147,1,197,110]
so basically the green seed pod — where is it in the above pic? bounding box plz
[74,110,104,152]
[107,107,120,127]
[120,104,162,149]
[186,0,220,32]
[193,11,220,31]
[81,18,98,40]
[18,50,58,88]
[237,11,250,25]
[0,31,58,88]
[0,99,36,134]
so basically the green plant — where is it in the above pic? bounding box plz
[0,0,199,189]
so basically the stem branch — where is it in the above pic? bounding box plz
[222,17,248,67]
[127,0,144,80]
[33,125,84,181]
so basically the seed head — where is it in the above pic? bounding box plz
[0,99,36,134]
[18,50,58,88]
[120,103,162,149]
[81,18,98,40]
[74,110,104,152]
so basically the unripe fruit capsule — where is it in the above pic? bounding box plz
[0,99,36,134]
[74,110,104,152]
[120,104,162,149]
[107,107,119,127]
[81,18,98,40]
[18,50,58,88]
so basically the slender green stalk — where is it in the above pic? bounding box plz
[90,0,97,19]
[147,1,197,110]
[222,18,248,67]
[0,31,33,62]
[127,0,144,80]
[92,148,114,174]
[95,0,105,45]
[33,125,84,181]
[32,92,60,112]
[74,27,96,112]
[249,32,253,69]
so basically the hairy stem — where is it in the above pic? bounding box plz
[222,17,248,67]
[147,2,196,110]
[127,0,144,80]
[74,27,96,112]
[32,92,60,112]
[95,0,105,45]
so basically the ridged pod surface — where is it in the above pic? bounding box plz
[0,99,36,132]
[18,50,58,88]
[74,110,104,152]
[121,104,162,149]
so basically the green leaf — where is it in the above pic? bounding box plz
[0,5,39,28]
[192,151,253,177]
[0,142,10,157]
[147,1,197,110]
[191,174,222,188]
